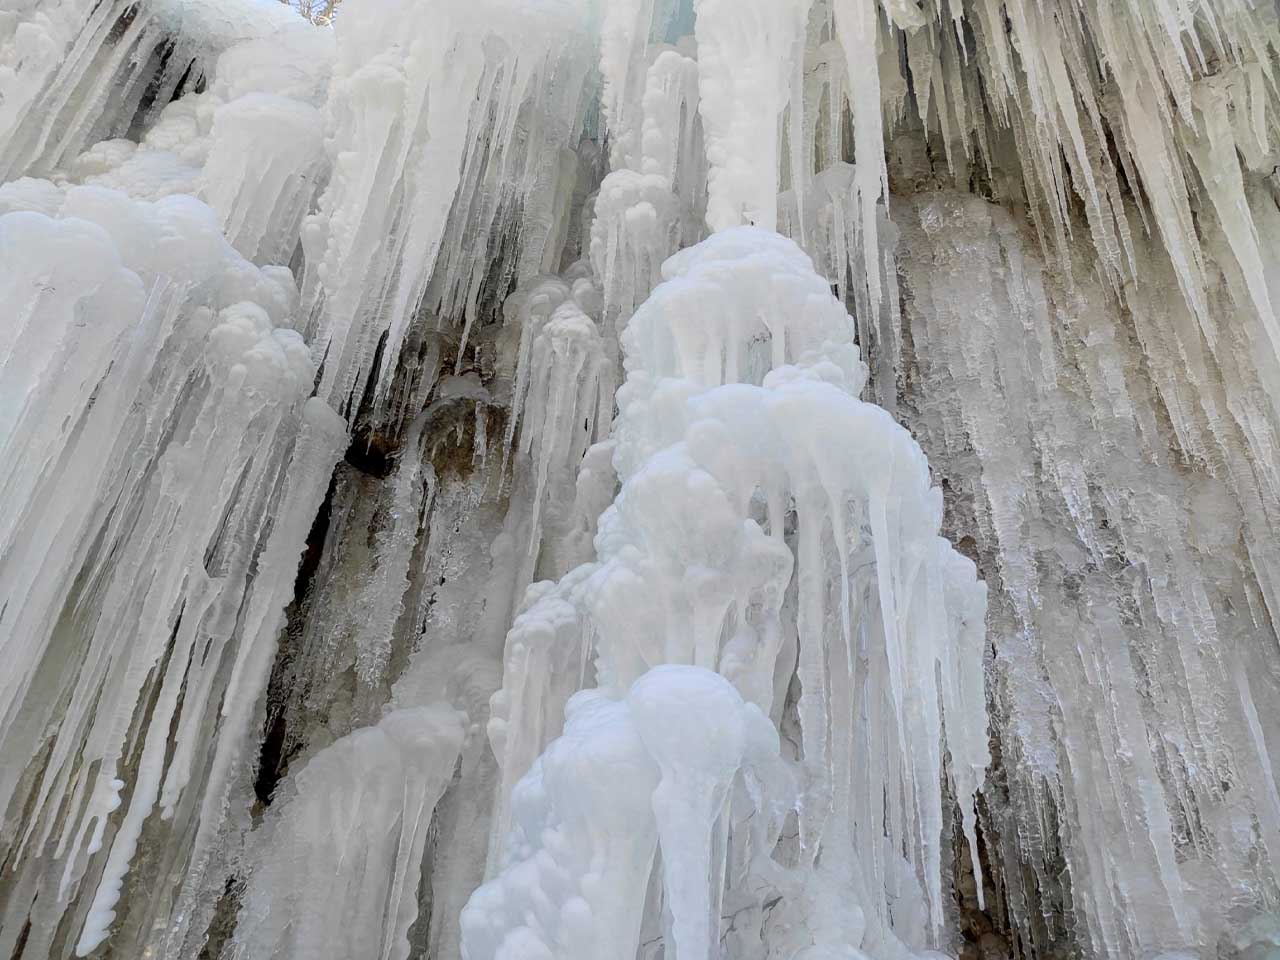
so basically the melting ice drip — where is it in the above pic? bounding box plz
[472,228,988,960]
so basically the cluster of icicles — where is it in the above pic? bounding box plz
[0,1,989,959]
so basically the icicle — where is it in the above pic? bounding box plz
[831,0,888,315]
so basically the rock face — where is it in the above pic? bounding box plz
[2,2,1280,959]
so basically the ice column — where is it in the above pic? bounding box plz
[591,48,702,342]
[477,226,988,958]
[693,0,809,231]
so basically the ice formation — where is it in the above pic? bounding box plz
[476,225,987,960]
[4,0,1280,959]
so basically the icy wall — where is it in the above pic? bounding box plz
[2,1,1280,959]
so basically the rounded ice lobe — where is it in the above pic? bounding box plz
[627,664,749,778]
[207,302,273,368]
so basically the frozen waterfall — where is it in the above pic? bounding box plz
[2,0,1280,959]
